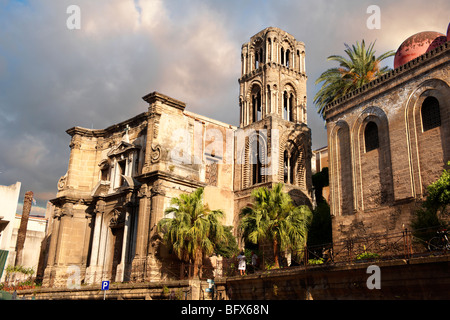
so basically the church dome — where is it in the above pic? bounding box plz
[447,22,450,41]
[393,31,446,69]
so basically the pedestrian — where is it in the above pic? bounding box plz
[237,251,246,275]
[251,251,259,272]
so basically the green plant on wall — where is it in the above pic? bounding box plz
[411,162,450,245]
[356,252,380,261]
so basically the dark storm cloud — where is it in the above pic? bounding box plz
[0,0,448,214]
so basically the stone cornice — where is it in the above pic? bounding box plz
[142,91,186,111]
[136,170,207,189]
[66,112,148,138]
[324,42,450,122]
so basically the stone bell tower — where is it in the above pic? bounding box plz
[239,27,307,127]
[234,27,312,222]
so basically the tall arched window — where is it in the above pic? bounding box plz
[252,134,263,185]
[284,150,289,183]
[364,121,379,152]
[283,91,289,120]
[251,86,262,123]
[421,96,441,131]
[283,91,294,121]
[286,49,290,68]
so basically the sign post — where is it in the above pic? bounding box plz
[101,280,110,300]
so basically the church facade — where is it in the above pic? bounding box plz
[325,25,450,245]
[41,27,313,287]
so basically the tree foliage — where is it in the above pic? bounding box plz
[239,183,312,268]
[422,162,450,216]
[411,162,450,243]
[157,187,227,277]
[314,40,395,118]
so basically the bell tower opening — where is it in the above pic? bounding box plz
[239,27,307,126]
[236,27,312,207]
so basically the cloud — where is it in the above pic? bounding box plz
[0,0,449,210]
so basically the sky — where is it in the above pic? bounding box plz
[0,0,449,216]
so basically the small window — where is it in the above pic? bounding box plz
[364,121,379,152]
[101,168,109,181]
[421,96,441,131]
[118,160,126,186]
[284,150,289,183]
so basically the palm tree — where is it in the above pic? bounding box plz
[314,40,395,118]
[157,187,226,278]
[239,183,312,269]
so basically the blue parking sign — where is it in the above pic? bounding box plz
[102,280,110,291]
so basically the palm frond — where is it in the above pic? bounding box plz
[314,40,395,119]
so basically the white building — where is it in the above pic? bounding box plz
[0,182,21,281]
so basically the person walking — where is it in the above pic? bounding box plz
[251,251,259,273]
[237,251,246,275]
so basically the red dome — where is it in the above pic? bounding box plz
[394,31,446,68]
[447,22,450,41]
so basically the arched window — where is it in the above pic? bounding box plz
[421,96,441,131]
[255,48,263,69]
[364,121,379,152]
[252,134,263,185]
[289,94,294,121]
[286,49,290,68]
[283,91,294,121]
[283,149,297,185]
[252,91,262,122]
[251,85,262,123]
[290,153,296,185]
[284,150,289,183]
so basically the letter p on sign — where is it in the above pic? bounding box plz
[102,280,110,291]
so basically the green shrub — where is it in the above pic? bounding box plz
[356,252,380,261]
[308,258,324,265]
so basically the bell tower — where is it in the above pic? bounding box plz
[239,27,307,127]
[234,27,312,211]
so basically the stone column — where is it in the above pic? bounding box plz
[42,208,62,287]
[115,205,131,282]
[131,184,150,282]
[85,201,105,284]
[145,182,166,281]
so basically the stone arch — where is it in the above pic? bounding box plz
[405,78,450,194]
[280,82,297,120]
[247,81,263,123]
[239,130,268,188]
[278,130,308,188]
[353,106,394,210]
[329,120,354,216]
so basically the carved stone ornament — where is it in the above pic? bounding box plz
[53,208,63,219]
[151,144,162,163]
[62,203,74,217]
[109,208,125,227]
[95,200,106,214]
[69,138,81,150]
[150,182,166,197]
[137,184,149,198]
[57,173,68,191]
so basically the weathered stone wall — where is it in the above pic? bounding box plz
[25,255,450,300]
[41,27,315,288]
[225,255,450,300]
[326,43,450,244]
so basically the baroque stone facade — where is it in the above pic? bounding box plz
[325,29,450,245]
[41,27,312,287]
